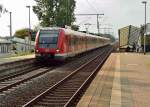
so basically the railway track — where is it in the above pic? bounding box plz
[0,65,42,82]
[0,58,35,69]
[23,46,113,107]
[0,67,55,93]
[0,58,37,79]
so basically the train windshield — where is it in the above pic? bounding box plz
[38,30,59,48]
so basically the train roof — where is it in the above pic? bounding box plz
[40,27,110,40]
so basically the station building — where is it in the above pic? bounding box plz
[118,25,140,52]
[0,37,11,53]
[12,37,35,52]
[0,36,35,55]
[118,24,150,52]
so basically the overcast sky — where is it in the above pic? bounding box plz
[0,0,150,38]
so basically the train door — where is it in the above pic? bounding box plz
[85,36,88,51]
[81,37,84,52]
[79,37,82,52]
[77,36,79,54]
[71,35,74,55]
[83,36,86,52]
[65,35,70,57]
[68,34,73,56]
[74,35,78,54]
[63,35,67,54]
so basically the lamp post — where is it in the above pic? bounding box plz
[9,12,12,37]
[142,1,147,55]
[84,23,91,34]
[8,11,12,53]
[26,5,31,50]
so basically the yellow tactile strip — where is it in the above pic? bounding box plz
[110,54,121,107]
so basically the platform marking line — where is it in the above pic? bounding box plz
[110,55,121,107]
[127,64,138,66]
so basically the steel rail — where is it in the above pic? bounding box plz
[0,67,54,92]
[0,65,42,82]
[0,58,35,73]
[0,58,35,67]
[23,46,112,107]
[64,47,113,107]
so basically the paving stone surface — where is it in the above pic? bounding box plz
[77,53,150,107]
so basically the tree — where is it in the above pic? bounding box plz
[0,4,2,12]
[71,25,79,31]
[14,28,29,39]
[0,4,8,17]
[33,24,41,31]
[14,28,36,40]
[33,0,76,27]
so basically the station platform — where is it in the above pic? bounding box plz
[0,54,35,64]
[77,53,150,107]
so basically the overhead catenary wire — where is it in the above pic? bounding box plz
[77,17,92,25]
[75,0,106,34]
[86,0,98,14]
[77,0,104,34]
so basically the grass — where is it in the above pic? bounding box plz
[11,51,34,57]
[0,51,34,59]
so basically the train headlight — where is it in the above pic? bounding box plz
[36,49,39,53]
[56,49,60,52]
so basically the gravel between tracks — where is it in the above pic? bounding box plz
[0,59,36,79]
[0,47,106,107]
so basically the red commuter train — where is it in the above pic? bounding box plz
[35,27,110,61]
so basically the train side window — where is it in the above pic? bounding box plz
[71,36,74,46]
[74,36,77,45]
[79,37,81,45]
[68,35,71,46]
[69,36,71,46]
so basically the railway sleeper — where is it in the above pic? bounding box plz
[0,84,8,86]
[0,86,9,89]
[0,81,10,85]
[0,93,5,96]
[65,80,85,83]
[0,82,15,85]
[35,102,65,107]
[64,82,83,86]
[70,75,88,78]
[62,83,82,86]
[52,91,75,95]
[53,91,75,94]
[7,88,16,91]
[55,89,76,92]
[69,79,87,82]
[2,90,11,94]
[60,85,81,88]
[47,94,72,97]
[4,79,19,83]
[59,85,79,88]
[7,78,21,81]
[41,99,68,103]
[70,76,88,79]
[45,96,70,99]
[58,87,78,90]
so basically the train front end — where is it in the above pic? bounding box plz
[35,28,65,61]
